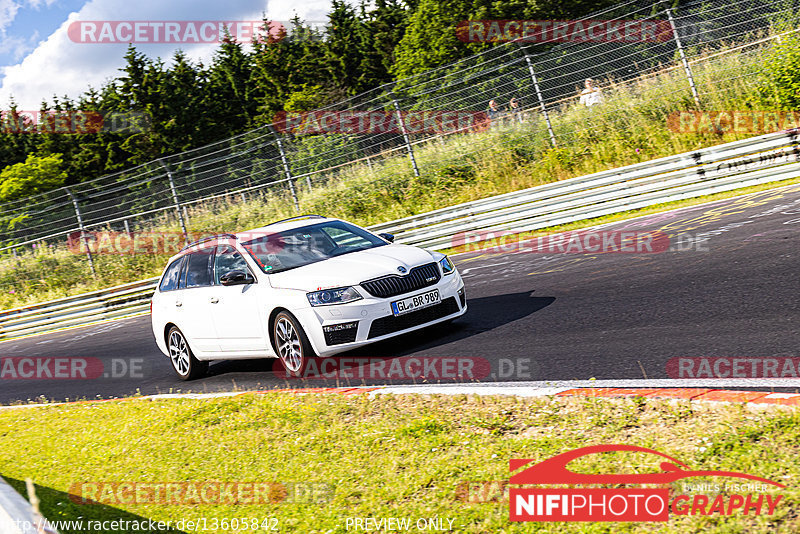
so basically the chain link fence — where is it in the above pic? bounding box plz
[1,0,798,268]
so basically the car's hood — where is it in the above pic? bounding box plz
[268,244,439,291]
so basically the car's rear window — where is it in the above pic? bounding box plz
[241,220,386,274]
[184,251,214,288]
[159,257,185,291]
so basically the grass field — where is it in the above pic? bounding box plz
[0,392,798,533]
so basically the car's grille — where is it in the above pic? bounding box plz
[368,297,459,339]
[324,328,358,346]
[360,262,441,299]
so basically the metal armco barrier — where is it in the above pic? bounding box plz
[1,129,798,341]
[0,477,58,534]
[370,129,800,249]
[0,278,158,341]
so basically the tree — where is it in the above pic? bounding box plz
[0,154,67,202]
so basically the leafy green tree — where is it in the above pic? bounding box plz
[757,32,800,109]
[0,154,67,202]
[206,34,258,131]
[360,0,414,85]
[392,0,622,78]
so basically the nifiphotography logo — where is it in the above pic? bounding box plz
[509,445,786,522]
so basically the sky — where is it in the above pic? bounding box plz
[0,0,332,109]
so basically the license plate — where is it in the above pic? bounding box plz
[391,289,441,316]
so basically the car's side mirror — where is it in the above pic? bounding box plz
[378,232,395,243]
[220,270,255,286]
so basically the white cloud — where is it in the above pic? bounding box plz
[0,0,21,33]
[0,30,36,61]
[0,0,332,108]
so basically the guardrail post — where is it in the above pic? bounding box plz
[391,96,421,177]
[518,45,557,148]
[665,5,702,108]
[159,160,190,245]
[65,188,96,277]
[269,126,301,212]
[1,476,59,534]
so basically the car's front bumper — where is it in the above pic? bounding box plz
[295,271,467,357]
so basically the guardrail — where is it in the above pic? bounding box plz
[371,128,800,249]
[0,477,58,534]
[0,278,158,341]
[1,129,798,341]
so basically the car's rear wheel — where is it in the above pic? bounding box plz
[273,311,314,378]
[167,326,208,381]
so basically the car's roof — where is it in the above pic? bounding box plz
[236,215,341,240]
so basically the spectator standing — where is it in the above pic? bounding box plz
[487,99,500,125]
[508,97,523,123]
[579,78,603,107]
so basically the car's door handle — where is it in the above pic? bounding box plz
[209,297,219,304]
[175,301,183,307]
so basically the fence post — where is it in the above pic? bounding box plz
[391,95,421,177]
[65,188,96,277]
[159,160,189,245]
[269,126,301,212]
[665,5,702,108]
[518,45,557,148]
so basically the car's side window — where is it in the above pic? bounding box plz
[214,245,249,284]
[159,257,185,292]
[184,250,214,288]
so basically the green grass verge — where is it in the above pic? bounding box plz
[0,393,797,533]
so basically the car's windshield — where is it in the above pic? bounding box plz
[241,220,387,274]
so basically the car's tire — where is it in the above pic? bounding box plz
[273,311,315,378]
[166,326,208,381]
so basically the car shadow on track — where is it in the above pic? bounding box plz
[203,291,554,380]
[349,290,555,357]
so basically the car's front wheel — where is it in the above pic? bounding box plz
[273,311,315,378]
[167,326,208,381]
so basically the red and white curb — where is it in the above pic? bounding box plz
[2,382,799,410]
[370,385,800,406]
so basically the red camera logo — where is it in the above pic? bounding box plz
[510,445,785,522]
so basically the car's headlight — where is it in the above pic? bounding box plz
[439,255,455,275]
[307,287,362,306]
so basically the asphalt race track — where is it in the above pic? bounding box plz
[2,184,799,404]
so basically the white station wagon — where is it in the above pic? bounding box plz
[150,215,467,379]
